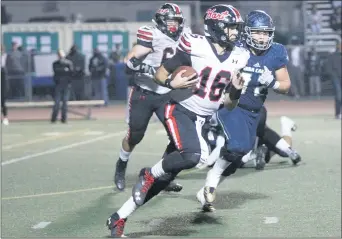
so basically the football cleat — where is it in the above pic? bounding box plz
[106,213,127,238]
[114,159,128,191]
[132,168,156,206]
[255,145,268,170]
[163,181,183,192]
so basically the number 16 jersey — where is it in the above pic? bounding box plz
[165,33,250,116]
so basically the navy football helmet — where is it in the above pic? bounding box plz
[244,10,275,50]
[204,4,244,48]
[154,3,184,40]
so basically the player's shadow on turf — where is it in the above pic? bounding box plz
[127,212,221,237]
[42,193,118,237]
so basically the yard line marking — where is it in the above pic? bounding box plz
[3,130,88,150]
[264,217,279,224]
[1,131,125,166]
[32,221,51,229]
[84,131,105,136]
[2,186,113,200]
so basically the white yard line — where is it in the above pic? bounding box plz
[1,131,125,166]
[32,221,51,229]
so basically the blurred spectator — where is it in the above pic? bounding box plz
[5,42,25,98]
[66,44,85,100]
[287,36,305,98]
[307,47,322,98]
[330,6,341,33]
[51,49,73,123]
[88,48,108,105]
[1,5,10,24]
[1,44,9,125]
[309,5,322,35]
[108,43,124,98]
[323,41,341,119]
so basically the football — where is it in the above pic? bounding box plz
[171,66,197,80]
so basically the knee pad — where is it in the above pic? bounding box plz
[162,151,200,173]
[127,130,145,146]
[220,148,245,163]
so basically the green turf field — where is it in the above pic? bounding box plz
[1,116,341,237]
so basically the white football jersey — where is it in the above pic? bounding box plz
[172,33,250,116]
[135,25,192,94]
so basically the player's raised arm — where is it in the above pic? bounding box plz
[258,45,291,94]
[125,27,154,75]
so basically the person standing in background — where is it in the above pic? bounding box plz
[1,44,9,125]
[324,41,341,119]
[287,36,305,98]
[51,50,73,123]
[88,48,108,105]
[66,44,85,100]
[307,47,321,98]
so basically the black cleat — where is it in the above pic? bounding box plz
[163,181,183,192]
[106,212,127,238]
[132,168,156,206]
[289,151,301,165]
[202,203,216,212]
[255,145,268,170]
[114,159,128,191]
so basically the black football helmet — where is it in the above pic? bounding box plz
[204,4,244,49]
[153,3,184,40]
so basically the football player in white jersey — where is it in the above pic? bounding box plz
[106,4,249,237]
[114,3,190,192]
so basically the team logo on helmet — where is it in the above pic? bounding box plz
[205,9,231,20]
[157,9,169,15]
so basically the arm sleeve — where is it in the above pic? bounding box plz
[163,49,192,73]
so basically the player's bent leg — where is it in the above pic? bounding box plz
[114,87,154,191]
[132,103,203,206]
[106,171,178,237]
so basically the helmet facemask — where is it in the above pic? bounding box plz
[245,26,274,51]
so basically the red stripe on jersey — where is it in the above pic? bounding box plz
[138,30,153,36]
[178,44,191,54]
[137,34,153,41]
[181,36,191,47]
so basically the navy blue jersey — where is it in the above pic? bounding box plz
[239,42,289,111]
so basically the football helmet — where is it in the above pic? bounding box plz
[244,10,275,50]
[154,3,184,40]
[204,4,244,48]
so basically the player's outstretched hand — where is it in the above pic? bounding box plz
[258,66,274,86]
[231,70,245,90]
[170,70,198,89]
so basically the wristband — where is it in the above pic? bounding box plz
[229,85,242,100]
[272,81,280,90]
[165,78,175,89]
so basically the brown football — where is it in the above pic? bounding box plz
[171,66,197,80]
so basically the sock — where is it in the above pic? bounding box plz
[281,119,293,137]
[119,148,131,162]
[275,138,294,156]
[206,135,225,166]
[205,157,230,188]
[241,150,253,163]
[197,187,205,206]
[151,159,165,178]
[117,196,137,219]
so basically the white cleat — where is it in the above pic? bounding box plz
[280,116,297,131]
[2,118,9,126]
